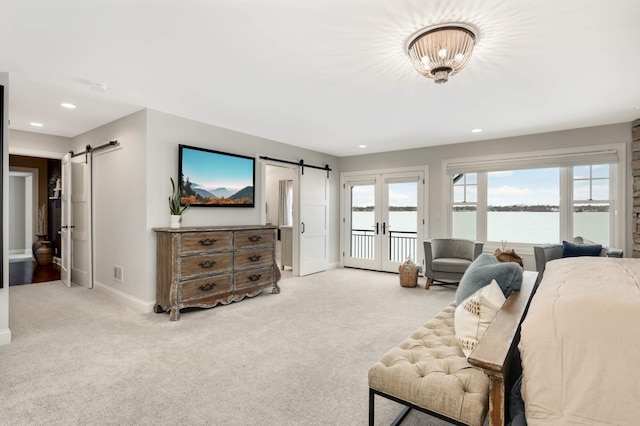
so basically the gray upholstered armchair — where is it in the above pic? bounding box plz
[533,243,623,278]
[423,238,484,290]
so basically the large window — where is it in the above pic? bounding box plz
[446,145,623,247]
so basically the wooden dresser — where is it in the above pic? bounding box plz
[153,225,280,321]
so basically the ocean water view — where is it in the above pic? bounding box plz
[351,211,609,245]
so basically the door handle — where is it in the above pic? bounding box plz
[375,222,379,235]
[301,222,305,234]
[382,222,386,235]
[61,225,75,229]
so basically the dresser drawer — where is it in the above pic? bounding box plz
[181,231,232,254]
[235,266,273,290]
[234,248,273,269]
[181,252,232,279]
[234,229,274,249]
[181,274,233,302]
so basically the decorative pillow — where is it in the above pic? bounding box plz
[455,253,523,305]
[562,240,602,258]
[454,279,506,357]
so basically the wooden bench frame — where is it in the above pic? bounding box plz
[369,271,537,426]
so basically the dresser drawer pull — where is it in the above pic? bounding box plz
[248,274,262,282]
[248,255,262,262]
[199,282,217,291]
[199,260,217,268]
[199,238,217,246]
[248,235,262,242]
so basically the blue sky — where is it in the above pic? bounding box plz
[182,148,254,192]
[487,168,560,206]
[351,182,417,207]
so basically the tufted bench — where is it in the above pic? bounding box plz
[368,271,537,426]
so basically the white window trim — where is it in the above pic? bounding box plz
[442,143,626,255]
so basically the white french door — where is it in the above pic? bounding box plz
[342,169,425,273]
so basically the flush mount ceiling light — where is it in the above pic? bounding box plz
[407,24,477,84]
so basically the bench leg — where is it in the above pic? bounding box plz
[369,388,375,426]
[390,406,412,426]
[370,388,413,426]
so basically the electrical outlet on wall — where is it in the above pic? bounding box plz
[113,265,124,283]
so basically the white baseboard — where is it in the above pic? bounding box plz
[328,261,340,270]
[93,281,156,313]
[0,328,12,346]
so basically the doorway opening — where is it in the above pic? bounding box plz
[8,155,62,285]
[265,163,297,279]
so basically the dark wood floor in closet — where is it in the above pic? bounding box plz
[9,261,61,286]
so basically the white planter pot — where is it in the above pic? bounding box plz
[170,215,182,228]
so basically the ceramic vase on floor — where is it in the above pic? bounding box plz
[32,235,54,266]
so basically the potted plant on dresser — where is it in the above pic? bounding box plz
[169,177,190,228]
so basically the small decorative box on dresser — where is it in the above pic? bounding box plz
[152,225,280,321]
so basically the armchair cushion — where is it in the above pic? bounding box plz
[562,240,603,258]
[455,253,523,305]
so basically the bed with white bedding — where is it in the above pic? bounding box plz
[518,257,640,425]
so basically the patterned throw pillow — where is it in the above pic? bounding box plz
[454,279,507,357]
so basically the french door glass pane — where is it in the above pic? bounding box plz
[350,185,375,259]
[387,182,417,263]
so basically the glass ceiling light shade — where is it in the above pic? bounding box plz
[407,24,477,84]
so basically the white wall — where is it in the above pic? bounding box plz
[9,129,72,159]
[145,109,341,293]
[72,110,150,306]
[339,122,633,267]
[9,175,26,250]
[1,72,11,345]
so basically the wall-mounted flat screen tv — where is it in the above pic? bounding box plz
[178,144,255,207]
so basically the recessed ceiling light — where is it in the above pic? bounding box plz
[358,145,367,148]
[30,122,43,127]
[471,128,483,133]
[61,102,76,109]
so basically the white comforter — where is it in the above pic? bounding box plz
[519,257,640,425]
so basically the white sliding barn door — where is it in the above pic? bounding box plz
[60,152,93,288]
[298,167,329,276]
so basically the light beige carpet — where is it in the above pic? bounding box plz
[0,268,458,425]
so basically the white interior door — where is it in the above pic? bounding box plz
[60,153,72,287]
[299,167,329,276]
[70,153,93,288]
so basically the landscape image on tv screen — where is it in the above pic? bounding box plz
[179,144,255,207]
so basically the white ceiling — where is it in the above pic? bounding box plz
[2,0,640,157]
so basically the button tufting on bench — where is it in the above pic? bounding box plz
[368,302,489,426]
